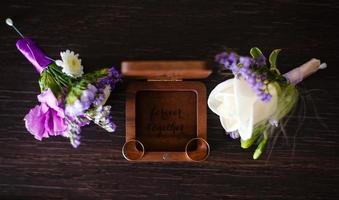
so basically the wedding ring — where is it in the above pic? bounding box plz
[185,137,210,162]
[122,139,145,161]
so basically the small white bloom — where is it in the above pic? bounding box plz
[65,100,84,116]
[208,77,278,140]
[55,50,84,78]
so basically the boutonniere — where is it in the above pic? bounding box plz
[208,47,326,159]
[6,18,121,148]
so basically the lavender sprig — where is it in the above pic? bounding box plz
[215,51,272,102]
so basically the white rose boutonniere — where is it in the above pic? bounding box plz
[208,47,326,159]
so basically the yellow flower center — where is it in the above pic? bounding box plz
[68,58,79,71]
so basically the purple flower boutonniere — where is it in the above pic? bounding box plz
[6,18,121,148]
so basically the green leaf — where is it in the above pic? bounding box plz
[38,63,76,99]
[269,49,281,69]
[272,84,299,121]
[83,68,109,83]
[39,70,63,98]
[47,63,72,87]
[250,47,263,59]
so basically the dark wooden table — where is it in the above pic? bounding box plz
[1,0,338,199]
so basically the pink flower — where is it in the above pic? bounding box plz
[24,89,67,140]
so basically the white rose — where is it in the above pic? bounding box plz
[208,77,278,140]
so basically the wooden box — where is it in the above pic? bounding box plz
[122,61,211,161]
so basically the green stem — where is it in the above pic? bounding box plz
[45,70,63,89]
[253,131,268,160]
[241,123,267,149]
[48,66,70,86]
[48,67,69,87]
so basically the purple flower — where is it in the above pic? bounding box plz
[228,131,240,139]
[97,67,121,89]
[109,67,120,78]
[228,52,238,64]
[93,93,105,106]
[247,76,256,85]
[24,89,67,140]
[255,55,266,66]
[215,52,238,69]
[239,56,252,68]
[230,62,239,73]
[215,52,228,64]
[65,84,97,117]
[65,117,83,148]
[261,93,272,102]
[216,51,272,102]
[93,86,110,106]
[65,67,120,117]
[80,84,97,108]
[254,81,264,89]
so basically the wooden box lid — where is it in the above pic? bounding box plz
[121,61,211,80]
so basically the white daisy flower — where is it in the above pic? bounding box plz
[55,50,84,78]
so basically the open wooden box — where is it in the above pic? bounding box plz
[122,61,211,161]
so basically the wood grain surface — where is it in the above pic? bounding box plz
[0,0,338,199]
